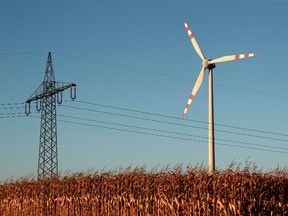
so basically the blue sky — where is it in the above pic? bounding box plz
[1,0,288,180]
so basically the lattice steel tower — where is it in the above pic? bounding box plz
[25,52,76,179]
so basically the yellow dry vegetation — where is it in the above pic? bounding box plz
[0,165,287,215]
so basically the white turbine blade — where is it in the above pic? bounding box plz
[209,53,257,64]
[183,20,205,60]
[183,67,205,118]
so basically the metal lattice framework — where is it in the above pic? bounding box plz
[25,52,76,179]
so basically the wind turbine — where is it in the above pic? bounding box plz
[182,20,257,174]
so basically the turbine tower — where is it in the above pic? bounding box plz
[25,52,76,179]
[182,20,257,174]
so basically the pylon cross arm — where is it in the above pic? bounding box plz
[26,83,76,103]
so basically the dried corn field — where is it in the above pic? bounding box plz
[1,165,288,216]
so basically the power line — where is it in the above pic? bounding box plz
[2,50,288,100]
[53,52,288,100]
[2,100,288,141]
[0,114,27,119]
[0,106,24,110]
[0,102,24,106]
[53,52,190,81]
[0,51,47,55]
[215,83,288,99]
[27,114,288,154]
[0,112,24,116]
[1,102,285,154]
[62,104,288,143]
[57,114,288,152]
[74,100,288,138]
[5,110,286,152]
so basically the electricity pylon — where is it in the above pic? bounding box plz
[25,52,76,179]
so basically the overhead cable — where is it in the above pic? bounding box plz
[62,104,288,143]
[27,115,288,154]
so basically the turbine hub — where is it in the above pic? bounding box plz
[202,59,216,69]
[202,59,209,68]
